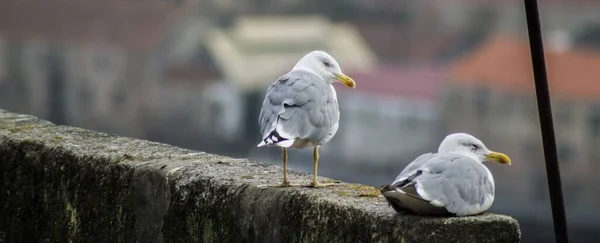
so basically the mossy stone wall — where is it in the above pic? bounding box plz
[0,110,521,243]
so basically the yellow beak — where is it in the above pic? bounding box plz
[334,73,356,89]
[486,151,511,165]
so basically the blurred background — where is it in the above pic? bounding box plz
[0,0,599,242]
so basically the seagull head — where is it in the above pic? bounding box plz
[438,133,511,165]
[292,50,356,89]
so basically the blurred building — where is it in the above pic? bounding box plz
[204,14,377,92]
[442,33,600,209]
[0,0,599,240]
[0,0,236,144]
[332,65,444,164]
[382,0,600,63]
[0,0,207,138]
[200,14,378,150]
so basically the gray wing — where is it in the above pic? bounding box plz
[258,70,339,146]
[392,154,495,216]
[392,152,435,185]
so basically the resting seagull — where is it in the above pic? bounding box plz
[257,50,356,188]
[380,133,511,216]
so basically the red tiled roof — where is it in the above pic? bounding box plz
[0,0,188,50]
[342,65,445,100]
[450,34,600,100]
[441,0,597,5]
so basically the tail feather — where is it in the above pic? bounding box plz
[257,130,294,148]
[380,184,451,216]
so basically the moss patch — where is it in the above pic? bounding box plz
[334,184,382,198]
[0,109,521,243]
[65,200,79,243]
[8,124,35,133]
[51,135,64,143]
[320,178,343,184]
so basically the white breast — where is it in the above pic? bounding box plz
[482,164,495,189]
[330,84,338,100]
[319,84,340,145]
[457,164,495,216]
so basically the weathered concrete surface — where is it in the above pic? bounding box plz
[0,109,521,243]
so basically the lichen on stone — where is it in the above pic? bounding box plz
[8,124,35,133]
[0,109,521,243]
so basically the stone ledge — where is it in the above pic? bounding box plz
[0,109,520,243]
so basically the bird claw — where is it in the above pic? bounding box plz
[277,181,292,187]
[272,181,300,188]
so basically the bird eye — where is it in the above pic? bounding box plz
[323,61,330,67]
[471,144,479,150]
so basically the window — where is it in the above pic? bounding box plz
[113,91,127,107]
[589,140,600,171]
[0,42,6,86]
[445,88,462,107]
[553,101,571,124]
[588,105,600,137]
[523,97,538,121]
[496,92,516,118]
[473,87,490,117]
[557,142,572,164]
[78,87,92,110]
[573,21,600,49]
[93,54,110,71]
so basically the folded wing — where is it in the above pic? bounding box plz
[257,71,338,148]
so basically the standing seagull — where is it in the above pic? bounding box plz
[257,51,356,188]
[380,133,511,216]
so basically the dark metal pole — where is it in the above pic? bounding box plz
[523,1,569,242]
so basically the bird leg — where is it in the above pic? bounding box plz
[277,148,291,187]
[310,146,333,188]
